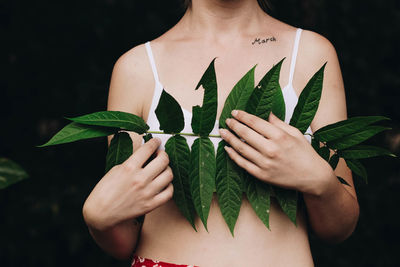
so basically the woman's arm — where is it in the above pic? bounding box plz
[83,46,174,259]
[300,31,359,243]
[219,30,359,243]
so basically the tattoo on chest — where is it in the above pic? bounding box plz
[251,36,277,45]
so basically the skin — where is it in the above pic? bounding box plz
[82,0,359,265]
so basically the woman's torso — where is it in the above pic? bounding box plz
[133,18,314,267]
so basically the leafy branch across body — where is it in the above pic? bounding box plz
[40,58,396,236]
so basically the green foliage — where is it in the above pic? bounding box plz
[317,146,330,161]
[219,66,256,128]
[38,122,116,147]
[165,135,197,230]
[337,176,351,186]
[189,137,216,231]
[66,111,149,134]
[289,63,326,133]
[191,59,218,136]
[215,64,258,235]
[246,58,285,121]
[40,58,396,235]
[155,89,185,134]
[105,132,133,173]
[338,145,395,159]
[244,174,272,230]
[328,154,340,170]
[215,140,244,236]
[313,116,389,142]
[274,187,298,225]
[345,159,368,183]
[327,126,390,150]
[271,80,286,121]
[0,158,29,189]
[143,133,153,143]
[244,58,292,228]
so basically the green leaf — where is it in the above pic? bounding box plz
[189,137,216,231]
[345,159,368,183]
[0,158,29,189]
[272,82,286,121]
[155,89,185,133]
[191,59,218,136]
[219,65,256,128]
[329,154,340,170]
[246,59,285,121]
[245,173,271,230]
[165,135,197,231]
[67,111,149,134]
[327,126,390,150]
[215,141,244,236]
[143,133,153,143]
[38,122,116,147]
[289,63,326,133]
[311,137,320,151]
[105,132,133,173]
[337,176,351,186]
[313,116,389,142]
[338,145,396,159]
[273,187,298,225]
[317,146,330,161]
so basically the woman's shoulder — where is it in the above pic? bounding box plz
[265,15,340,93]
[107,43,155,118]
[295,28,341,90]
[300,29,338,67]
[256,16,341,93]
[112,43,153,84]
[267,19,344,127]
[266,15,337,58]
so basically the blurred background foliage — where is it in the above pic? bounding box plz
[1,0,399,266]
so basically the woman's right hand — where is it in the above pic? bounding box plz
[82,137,174,231]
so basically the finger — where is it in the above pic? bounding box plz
[224,146,264,179]
[223,117,273,152]
[151,182,174,207]
[219,128,266,166]
[150,166,174,194]
[268,112,301,137]
[125,138,161,169]
[142,150,170,178]
[231,110,282,139]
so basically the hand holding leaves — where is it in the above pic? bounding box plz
[221,111,332,196]
[40,58,396,236]
[82,138,174,231]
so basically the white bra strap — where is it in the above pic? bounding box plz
[145,41,160,83]
[288,28,303,85]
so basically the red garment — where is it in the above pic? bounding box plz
[131,255,199,267]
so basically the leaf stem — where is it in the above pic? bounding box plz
[147,130,221,138]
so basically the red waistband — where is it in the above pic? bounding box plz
[131,255,199,267]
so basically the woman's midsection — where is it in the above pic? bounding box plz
[135,193,314,267]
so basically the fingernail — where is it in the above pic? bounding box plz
[224,146,231,153]
[225,118,232,126]
[231,110,238,116]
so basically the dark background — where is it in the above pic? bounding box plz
[1,0,399,266]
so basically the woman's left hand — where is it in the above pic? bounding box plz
[219,109,336,196]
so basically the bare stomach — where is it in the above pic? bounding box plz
[135,193,314,267]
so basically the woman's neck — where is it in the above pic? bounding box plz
[179,0,269,42]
